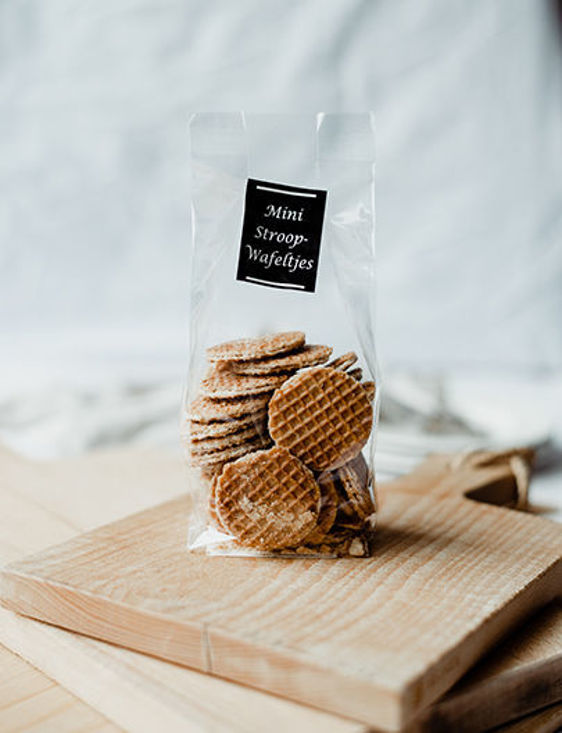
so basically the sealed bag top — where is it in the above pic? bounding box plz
[183,113,379,557]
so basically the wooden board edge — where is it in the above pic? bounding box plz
[0,569,208,671]
[400,556,562,728]
[0,606,209,733]
[4,558,562,732]
[207,624,401,730]
[416,656,562,732]
[2,493,561,731]
[0,568,403,731]
[0,606,368,733]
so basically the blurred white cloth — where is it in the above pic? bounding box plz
[0,381,182,459]
[1,1,561,517]
[3,370,561,456]
[1,0,561,380]
[1,371,561,524]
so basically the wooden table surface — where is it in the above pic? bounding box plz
[1,445,561,733]
[0,644,118,733]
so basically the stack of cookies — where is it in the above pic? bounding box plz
[183,331,377,557]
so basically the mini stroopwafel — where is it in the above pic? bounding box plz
[189,437,267,468]
[200,369,288,399]
[187,425,266,455]
[227,344,332,376]
[188,393,272,422]
[304,475,339,545]
[337,453,375,520]
[268,367,373,471]
[215,446,320,550]
[207,331,305,363]
[188,411,267,440]
[327,352,358,372]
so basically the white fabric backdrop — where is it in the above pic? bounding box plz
[1,0,561,387]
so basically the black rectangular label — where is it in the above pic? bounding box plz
[236,178,327,293]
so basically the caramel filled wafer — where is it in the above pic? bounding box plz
[207,331,305,363]
[200,369,287,399]
[187,425,266,455]
[337,453,375,520]
[188,393,272,422]
[304,475,339,544]
[268,367,373,471]
[327,352,358,371]
[188,411,267,440]
[215,446,320,550]
[228,344,332,376]
[190,437,267,468]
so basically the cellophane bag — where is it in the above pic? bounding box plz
[183,113,379,557]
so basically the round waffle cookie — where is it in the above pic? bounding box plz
[327,352,358,372]
[200,369,288,399]
[227,344,333,376]
[188,393,272,422]
[207,331,305,363]
[189,436,267,468]
[215,446,320,551]
[268,367,373,471]
[188,411,267,441]
[188,425,265,455]
[304,474,339,545]
[337,453,375,520]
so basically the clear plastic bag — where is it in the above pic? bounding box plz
[183,113,379,557]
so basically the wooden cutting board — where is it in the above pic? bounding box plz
[1,449,561,731]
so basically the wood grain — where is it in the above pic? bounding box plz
[0,447,362,733]
[0,642,119,733]
[2,450,561,731]
[414,600,562,732]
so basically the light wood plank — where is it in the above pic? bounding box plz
[0,446,560,733]
[0,643,119,733]
[2,450,561,731]
[0,447,362,733]
[414,601,562,731]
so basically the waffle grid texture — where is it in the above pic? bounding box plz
[216,446,320,550]
[268,367,373,471]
